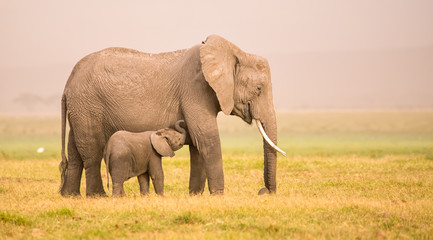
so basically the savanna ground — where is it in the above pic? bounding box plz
[0,111,432,239]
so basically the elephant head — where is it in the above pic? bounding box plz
[200,35,285,194]
[151,120,187,157]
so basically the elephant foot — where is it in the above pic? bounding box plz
[209,189,224,196]
[60,184,81,197]
[85,180,107,197]
[258,187,275,195]
[189,189,204,196]
[86,191,108,198]
[112,192,125,198]
[60,191,81,197]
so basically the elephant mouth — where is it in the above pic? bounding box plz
[231,102,253,124]
[233,102,286,156]
[244,102,253,124]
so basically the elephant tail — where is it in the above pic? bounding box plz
[59,94,68,193]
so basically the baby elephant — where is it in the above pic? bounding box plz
[104,120,186,196]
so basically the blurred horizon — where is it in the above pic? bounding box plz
[1,1,432,115]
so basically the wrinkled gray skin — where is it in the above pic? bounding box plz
[104,120,186,196]
[59,35,278,197]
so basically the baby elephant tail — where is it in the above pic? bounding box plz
[104,145,110,191]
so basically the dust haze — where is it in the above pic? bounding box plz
[1,0,432,114]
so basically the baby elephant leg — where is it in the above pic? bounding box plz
[151,175,164,196]
[137,173,150,196]
[112,179,126,197]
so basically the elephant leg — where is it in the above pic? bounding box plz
[82,149,106,197]
[189,145,206,195]
[73,127,107,197]
[189,127,224,194]
[60,130,83,196]
[201,136,224,195]
[185,110,224,195]
[138,173,150,196]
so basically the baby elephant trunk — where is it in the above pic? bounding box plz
[175,120,186,135]
[174,120,187,149]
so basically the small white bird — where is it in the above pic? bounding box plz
[37,147,45,153]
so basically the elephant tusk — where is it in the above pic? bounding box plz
[256,120,286,156]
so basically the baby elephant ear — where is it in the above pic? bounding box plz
[151,132,175,157]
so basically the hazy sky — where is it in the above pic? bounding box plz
[1,0,432,113]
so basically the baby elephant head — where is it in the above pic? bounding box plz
[150,120,187,157]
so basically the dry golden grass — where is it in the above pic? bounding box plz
[0,111,433,239]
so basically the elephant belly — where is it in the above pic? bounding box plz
[104,109,183,136]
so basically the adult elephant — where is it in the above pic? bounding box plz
[59,35,285,197]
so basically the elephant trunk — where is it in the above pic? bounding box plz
[256,110,279,194]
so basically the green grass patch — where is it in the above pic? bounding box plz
[173,211,204,225]
[41,207,73,218]
[0,212,31,226]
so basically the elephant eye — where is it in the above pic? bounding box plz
[257,87,262,96]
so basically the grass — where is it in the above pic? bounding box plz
[0,111,432,239]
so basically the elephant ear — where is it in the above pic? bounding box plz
[200,35,240,115]
[150,132,175,157]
